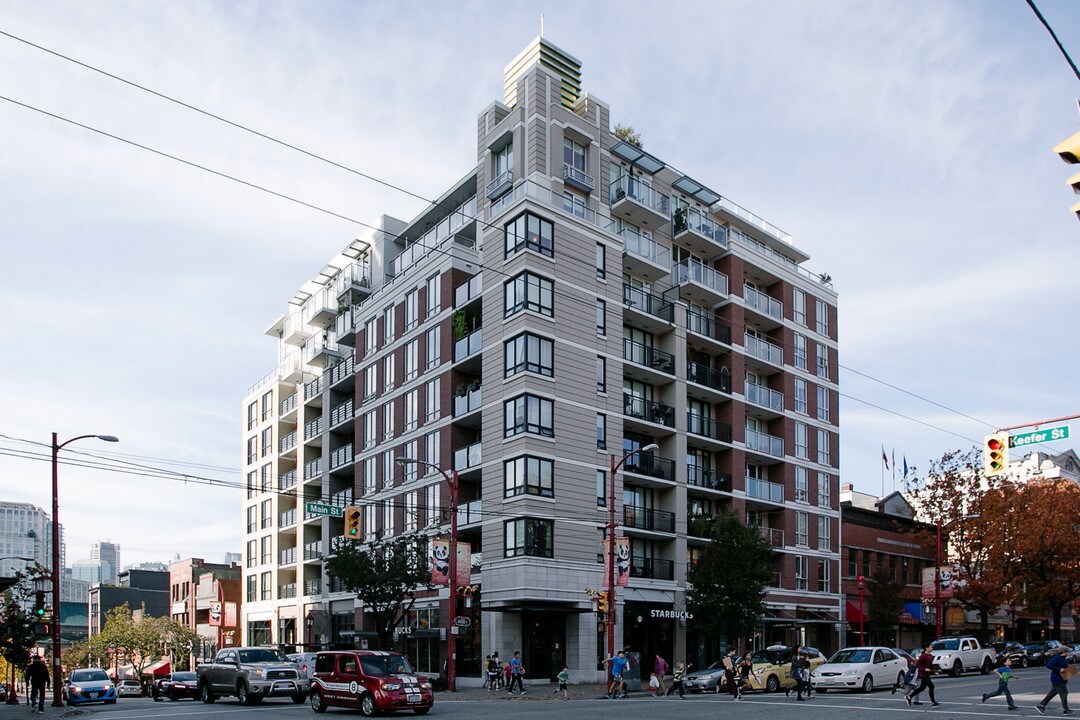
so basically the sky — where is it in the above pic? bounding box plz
[1,0,1078,566]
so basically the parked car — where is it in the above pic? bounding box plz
[810,646,908,693]
[287,652,319,680]
[927,636,995,676]
[196,646,308,705]
[0,682,7,702]
[116,679,142,698]
[63,668,117,705]
[153,671,199,701]
[1024,640,1064,666]
[684,658,727,693]
[1066,644,1080,664]
[891,648,916,665]
[309,650,433,716]
[992,641,1029,668]
[743,645,827,693]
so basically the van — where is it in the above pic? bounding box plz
[309,650,433,716]
[287,652,319,679]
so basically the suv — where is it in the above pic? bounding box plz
[992,641,1029,668]
[309,650,433,716]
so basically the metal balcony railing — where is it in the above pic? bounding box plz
[687,362,731,393]
[280,431,297,453]
[687,466,732,492]
[685,308,732,345]
[330,398,354,427]
[609,175,670,217]
[304,579,321,596]
[327,356,355,386]
[279,509,297,527]
[623,453,676,482]
[278,470,297,491]
[278,583,297,599]
[303,541,323,561]
[330,443,353,469]
[303,458,323,479]
[304,416,324,440]
[687,413,732,442]
[623,284,674,323]
[280,392,298,416]
[279,547,297,565]
[563,163,594,192]
[630,557,675,581]
[304,375,325,400]
[623,505,676,533]
[623,338,675,374]
[623,394,675,427]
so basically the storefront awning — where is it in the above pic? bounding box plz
[142,659,171,676]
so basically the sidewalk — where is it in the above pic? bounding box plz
[438,682,655,702]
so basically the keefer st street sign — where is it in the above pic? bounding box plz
[1010,426,1069,448]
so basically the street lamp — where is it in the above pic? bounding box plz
[606,443,658,660]
[857,575,866,645]
[396,457,458,692]
[306,612,315,650]
[51,432,118,706]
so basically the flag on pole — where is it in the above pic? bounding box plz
[903,455,909,479]
[881,446,889,469]
[892,449,896,474]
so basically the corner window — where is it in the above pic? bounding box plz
[504,211,553,258]
[504,271,553,317]
[504,456,554,498]
[504,393,554,438]
[504,517,554,558]
[504,332,554,378]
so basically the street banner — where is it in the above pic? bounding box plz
[603,536,631,587]
[921,566,955,599]
[209,602,222,627]
[429,540,471,586]
[224,602,238,628]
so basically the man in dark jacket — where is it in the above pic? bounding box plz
[906,648,939,708]
[1036,646,1073,715]
[27,655,49,713]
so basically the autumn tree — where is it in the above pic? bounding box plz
[324,533,435,649]
[686,512,774,647]
[613,123,643,148]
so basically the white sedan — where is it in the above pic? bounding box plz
[810,646,908,693]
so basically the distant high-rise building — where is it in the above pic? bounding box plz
[71,558,107,585]
[92,540,120,584]
[0,500,59,588]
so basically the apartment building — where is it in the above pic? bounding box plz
[241,37,840,683]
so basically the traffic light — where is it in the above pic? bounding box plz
[596,591,608,616]
[983,432,1010,478]
[33,590,46,618]
[343,506,361,539]
[1052,130,1080,220]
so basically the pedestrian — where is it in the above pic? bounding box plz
[906,646,940,708]
[786,645,807,700]
[484,655,497,690]
[606,650,629,698]
[653,652,669,696]
[892,651,917,696]
[27,655,49,714]
[735,652,758,700]
[507,650,526,695]
[982,656,1018,711]
[723,647,738,698]
[664,661,686,698]
[556,666,569,700]
[492,651,504,689]
[1036,646,1074,715]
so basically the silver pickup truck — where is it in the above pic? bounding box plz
[196,646,309,705]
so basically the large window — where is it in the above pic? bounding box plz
[596,414,606,449]
[564,138,586,173]
[794,378,807,415]
[365,317,378,355]
[364,363,377,400]
[424,379,440,423]
[795,466,808,503]
[260,571,272,600]
[382,305,394,343]
[504,518,554,558]
[816,343,829,379]
[818,515,831,551]
[793,288,806,326]
[794,333,807,370]
[816,298,829,335]
[404,389,418,432]
[596,299,606,335]
[795,422,808,459]
[817,385,830,421]
[404,339,419,381]
[796,511,808,547]
[425,327,440,369]
[247,402,257,431]
[504,394,554,438]
[595,243,606,279]
[504,332,554,378]
[795,555,809,591]
[383,355,395,392]
[596,470,606,507]
[504,211,553,258]
[504,456,554,498]
[817,559,831,593]
[817,472,832,507]
[405,289,419,331]
[425,273,441,315]
[504,271,553,317]
[817,428,831,465]
[596,355,606,393]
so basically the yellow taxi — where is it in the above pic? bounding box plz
[745,645,827,693]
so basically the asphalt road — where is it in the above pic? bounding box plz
[23,668,1067,719]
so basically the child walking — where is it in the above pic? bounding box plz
[665,661,686,698]
[982,657,1018,711]
[556,666,570,700]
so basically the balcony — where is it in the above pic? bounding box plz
[685,308,732,346]
[279,509,297,528]
[624,453,676,482]
[672,207,727,257]
[744,333,783,368]
[304,579,321,597]
[304,416,324,441]
[330,443,353,470]
[454,328,483,362]
[673,258,728,306]
[303,541,323,561]
[745,428,784,458]
[453,385,483,417]
[390,195,478,277]
[713,195,792,247]
[332,261,371,302]
[622,284,674,333]
[623,338,674,376]
[743,284,783,323]
[623,394,675,428]
[687,413,732,444]
[745,382,784,413]
[623,505,676,534]
[563,162,594,193]
[278,470,297,492]
[630,557,674,581]
[486,169,513,200]
[758,526,785,548]
[745,477,784,503]
[279,431,297,454]
[327,356,355,387]
[303,458,323,480]
[618,227,670,283]
[687,466,732,492]
[304,375,325,401]
[279,547,297,565]
[458,499,482,526]
[454,274,483,308]
[280,313,310,346]
[686,362,731,396]
[278,583,297,599]
[303,287,338,330]
[330,399,354,428]
[330,488,354,507]
[609,174,671,229]
[280,392,298,417]
[453,442,482,473]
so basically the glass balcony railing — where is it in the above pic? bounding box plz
[687,466,732,492]
[746,477,784,503]
[454,328,483,361]
[622,284,674,322]
[685,308,732,345]
[745,428,784,458]
[618,227,670,268]
[454,274,483,307]
[673,258,729,295]
[743,284,783,320]
[458,500,483,526]
[672,207,727,247]
[744,333,783,367]
[623,338,675,374]
[454,442,482,472]
[486,169,513,199]
[686,362,731,393]
[609,175,671,217]
[758,526,785,547]
[390,195,478,276]
[623,394,675,427]
[454,386,483,416]
[623,506,676,533]
[745,382,784,412]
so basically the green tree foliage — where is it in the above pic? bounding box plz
[89,603,199,676]
[0,601,37,673]
[686,512,774,646]
[865,570,906,644]
[613,123,643,148]
[325,533,435,649]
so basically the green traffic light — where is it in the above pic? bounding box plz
[36,607,45,616]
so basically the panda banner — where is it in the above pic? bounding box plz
[602,536,631,587]
[430,539,472,586]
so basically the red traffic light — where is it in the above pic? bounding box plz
[987,438,1003,451]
